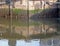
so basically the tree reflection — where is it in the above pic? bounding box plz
[8,39,16,46]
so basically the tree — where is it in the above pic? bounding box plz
[6,0,13,34]
[12,0,15,8]
[40,0,42,9]
[56,0,60,32]
[20,0,22,4]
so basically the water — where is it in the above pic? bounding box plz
[0,38,60,46]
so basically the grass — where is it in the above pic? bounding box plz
[12,8,26,15]
[13,8,43,14]
[29,9,43,14]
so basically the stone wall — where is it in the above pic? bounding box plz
[15,25,56,36]
[0,0,57,10]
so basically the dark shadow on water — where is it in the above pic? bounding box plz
[30,8,59,21]
[30,8,59,25]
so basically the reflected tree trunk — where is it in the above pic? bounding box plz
[20,0,22,4]
[40,0,42,9]
[33,0,34,6]
[56,0,60,32]
[44,0,45,9]
[39,39,41,46]
[8,39,16,46]
[8,4,12,34]
[12,0,15,8]
[27,0,29,38]
[33,0,35,14]
[52,39,54,46]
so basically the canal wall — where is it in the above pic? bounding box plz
[0,24,57,36]
[15,25,56,36]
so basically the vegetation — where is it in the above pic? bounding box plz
[0,8,43,15]
[0,8,43,26]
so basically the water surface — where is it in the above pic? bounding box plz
[0,38,60,46]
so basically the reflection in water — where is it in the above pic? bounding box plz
[0,39,8,46]
[0,38,60,46]
[40,39,60,46]
[8,40,16,46]
[16,39,40,46]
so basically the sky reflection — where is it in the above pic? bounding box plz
[0,39,8,46]
[16,39,40,46]
[0,39,40,46]
[0,39,60,46]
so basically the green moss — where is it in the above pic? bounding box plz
[29,9,43,14]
